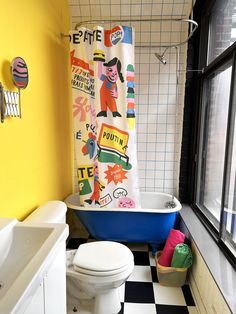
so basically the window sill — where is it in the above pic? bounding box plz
[180,204,236,314]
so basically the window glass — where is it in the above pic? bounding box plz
[208,0,236,64]
[224,102,236,254]
[195,0,236,262]
[197,63,232,228]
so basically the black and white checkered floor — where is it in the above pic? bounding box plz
[66,236,198,314]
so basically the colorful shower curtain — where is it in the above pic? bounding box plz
[70,25,140,208]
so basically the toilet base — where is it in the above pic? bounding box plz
[94,288,121,314]
[67,269,122,314]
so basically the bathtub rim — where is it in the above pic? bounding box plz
[65,191,182,213]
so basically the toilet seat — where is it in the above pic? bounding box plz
[72,241,133,276]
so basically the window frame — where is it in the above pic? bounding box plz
[188,0,236,268]
[196,58,233,232]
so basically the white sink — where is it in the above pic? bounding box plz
[0,218,68,313]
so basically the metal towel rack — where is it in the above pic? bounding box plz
[0,85,21,123]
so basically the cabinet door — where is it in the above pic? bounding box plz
[23,282,44,314]
[44,242,67,314]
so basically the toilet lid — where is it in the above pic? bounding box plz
[73,260,133,277]
[72,241,134,272]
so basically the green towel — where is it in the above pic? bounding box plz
[182,253,193,268]
[171,243,192,268]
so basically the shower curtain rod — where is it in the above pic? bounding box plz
[74,17,195,29]
[62,18,198,49]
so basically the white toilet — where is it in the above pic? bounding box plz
[67,240,134,314]
[25,201,134,314]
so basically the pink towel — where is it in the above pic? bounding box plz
[158,229,185,267]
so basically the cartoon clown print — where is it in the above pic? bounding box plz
[94,55,124,118]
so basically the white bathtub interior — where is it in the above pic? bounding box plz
[140,192,180,210]
[66,192,181,213]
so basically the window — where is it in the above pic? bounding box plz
[197,62,232,229]
[195,0,236,263]
[224,111,236,253]
[208,0,236,63]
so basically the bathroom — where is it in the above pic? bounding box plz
[0,0,236,313]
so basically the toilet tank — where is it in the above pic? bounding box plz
[25,201,67,223]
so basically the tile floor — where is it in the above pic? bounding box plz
[66,236,198,314]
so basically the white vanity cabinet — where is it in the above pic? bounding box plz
[24,242,67,314]
[43,242,67,314]
[23,283,45,314]
[0,220,68,314]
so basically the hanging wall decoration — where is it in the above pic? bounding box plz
[0,57,29,123]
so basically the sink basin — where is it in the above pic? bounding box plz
[0,218,68,313]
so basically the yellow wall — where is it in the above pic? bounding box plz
[0,0,72,220]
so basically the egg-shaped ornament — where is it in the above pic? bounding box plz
[11,57,29,89]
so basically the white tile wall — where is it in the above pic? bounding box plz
[69,0,192,196]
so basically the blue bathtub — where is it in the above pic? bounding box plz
[65,192,182,254]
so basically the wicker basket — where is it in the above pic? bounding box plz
[155,251,188,287]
